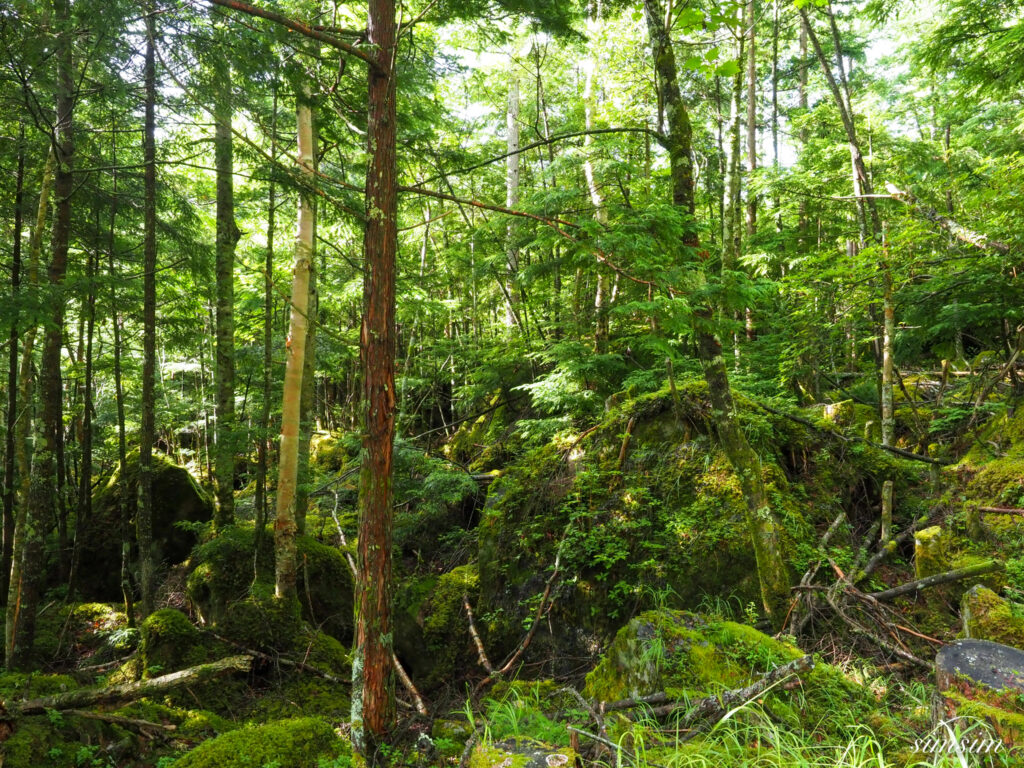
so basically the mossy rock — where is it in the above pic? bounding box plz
[310,431,352,473]
[2,711,125,768]
[246,629,351,722]
[171,716,349,768]
[962,586,1024,648]
[418,564,479,687]
[141,608,208,675]
[0,671,78,700]
[219,594,303,653]
[30,602,133,670]
[469,738,576,768]
[79,451,213,600]
[584,610,876,738]
[186,524,353,642]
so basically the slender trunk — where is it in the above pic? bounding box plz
[643,0,790,627]
[881,240,895,448]
[12,0,75,667]
[797,23,808,241]
[68,246,95,596]
[214,53,239,528]
[745,0,757,235]
[256,81,278,550]
[110,237,134,626]
[583,0,610,352]
[138,7,158,618]
[274,91,315,601]
[2,125,25,603]
[504,75,521,330]
[723,50,743,267]
[295,235,317,536]
[353,0,398,755]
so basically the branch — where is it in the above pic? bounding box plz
[8,655,252,716]
[206,0,379,70]
[868,560,1004,602]
[412,128,666,188]
[886,185,1011,254]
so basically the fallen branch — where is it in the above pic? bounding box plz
[7,655,252,716]
[207,631,348,685]
[824,594,932,670]
[566,725,669,768]
[463,594,495,675]
[756,403,950,465]
[977,506,1024,517]
[650,655,814,728]
[64,709,176,736]
[856,513,934,584]
[868,560,1004,602]
[886,185,1010,254]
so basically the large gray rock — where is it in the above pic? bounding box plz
[935,639,1024,693]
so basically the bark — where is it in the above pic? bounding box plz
[797,22,808,239]
[213,51,239,528]
[68,246,95,596]
[138,6,158,618]
[5,148,56,668]
[723,43,743,270]
[504,74,521,330]
[644,0,791,627]
[2,125,24,603]
[881,262,895,448]
[274,91,315,602]
[353,0,398,755]
[295,240,317,536]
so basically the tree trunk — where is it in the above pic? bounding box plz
[6,147,55,669]
[138,5,158,619]
[352,0,398,756]
[745,0,757,235]
[504,74,521,330]
[213,52,239,528]
[274,91,315,601]
[255,79,278,552]
[643,0,790,628]
[295,239,317,536]
[2,125,25,604]
[583,0,610,352]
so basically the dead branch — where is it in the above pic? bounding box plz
[868,560,1004,602]
[64,709,176,736]
[977,506,1024,516]
[649,655,814,728]
[463,594,495,675]
[7,655,252,716]
[886,186,1011,254]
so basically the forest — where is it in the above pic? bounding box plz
[1,0,1024,765]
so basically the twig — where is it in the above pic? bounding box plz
[566,725,669,768]
[977,506,1024,517]
[392,655,428,716]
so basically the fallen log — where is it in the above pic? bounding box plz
[5,654,252,717]
[868,560,1004,602]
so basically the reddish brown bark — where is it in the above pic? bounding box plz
[353,0,398,755]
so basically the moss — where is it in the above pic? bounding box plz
[247,630,352,721]
[962,585,1024,647]
[468,739,577,768]
[310,432,351,472]
[219,593,302,653]
[171,716,349,768]
[939,690,1024,742]
[0,671,78,700]
[914,526,949,579]
[141,608,207,675]
[186,524,353,642]
[3,713,119,768]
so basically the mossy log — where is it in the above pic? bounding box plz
[4,654,251,717]
[870,560,1004,602]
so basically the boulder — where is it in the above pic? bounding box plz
[935,639,1024,741]
[961,585,1024,648]
[78,452,213,599]
[469,738,576,768]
